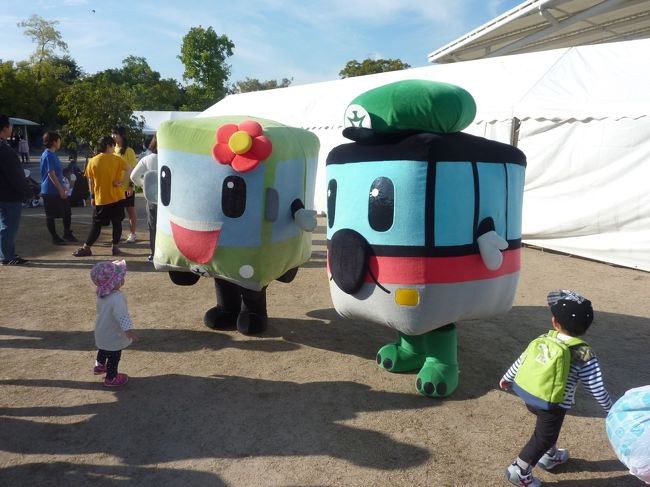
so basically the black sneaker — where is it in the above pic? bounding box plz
[1,257,28,266]
[72,246,92,257]
[52,236,66,245]
[63,232,78,242]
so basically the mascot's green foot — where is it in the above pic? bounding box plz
[415,357,459,398]
[413,324,458,398]
[377,324,459,398]
[376,343,426,372]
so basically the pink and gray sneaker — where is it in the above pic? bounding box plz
[537,448,569,471]
[103,373,129,387]
[93,363,107,375]
[505,463,542,487]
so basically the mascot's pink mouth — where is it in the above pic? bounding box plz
[170,214,222,264]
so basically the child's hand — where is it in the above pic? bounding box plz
[126,330,139,341]
[499,379,511,390]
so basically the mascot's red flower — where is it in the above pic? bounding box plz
[212,120,272,172]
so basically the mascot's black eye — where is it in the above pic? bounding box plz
[222,176,246,218]
[368,177,394,232]
[327,179,337,228]
[160,165,171,206]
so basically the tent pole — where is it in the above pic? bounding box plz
[510,117,521,147]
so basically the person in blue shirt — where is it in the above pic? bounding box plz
[40,131,77,245]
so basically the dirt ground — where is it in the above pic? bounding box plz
[1,195,648,487]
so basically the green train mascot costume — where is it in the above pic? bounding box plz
[144,117,319,335]
[326,80,527,397]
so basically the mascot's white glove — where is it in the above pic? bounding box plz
[294,208,317,232]
[477,230,508,270]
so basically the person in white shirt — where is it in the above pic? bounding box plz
[18,135,29,164]
[90,260,138,387]
[130,134,158,262]
[62,167,76,197]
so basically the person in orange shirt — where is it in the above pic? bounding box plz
[73,137,128,257]
[111,126,137,243]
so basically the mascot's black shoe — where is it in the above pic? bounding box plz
[203,306,238,330]
[236,311,268,335]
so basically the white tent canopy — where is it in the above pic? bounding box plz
[9,117,39,145]
[133,111,200,135]
[428,0,650,63]
[200,38,650,272]
[9,117,39,126]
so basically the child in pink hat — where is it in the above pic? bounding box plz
[90,260,138,386]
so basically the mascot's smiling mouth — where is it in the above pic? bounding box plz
[170,214,222,264]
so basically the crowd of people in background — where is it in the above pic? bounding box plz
[0,113,157,266]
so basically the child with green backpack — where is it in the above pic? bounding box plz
[499,290,613,487]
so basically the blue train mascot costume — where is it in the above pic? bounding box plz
[606,385,650,484]
[326,80,527,397]
[144,116,319,335]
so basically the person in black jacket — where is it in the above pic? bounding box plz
[0,114,32,265]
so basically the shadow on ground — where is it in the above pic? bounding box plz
[0,462,226,487]
[263,305,650,414]
[0,374,431,469]
[545,475,642,486]
[0,325,299,354]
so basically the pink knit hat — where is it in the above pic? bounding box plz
[90,260,127,297]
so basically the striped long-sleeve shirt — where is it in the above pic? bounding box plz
[502,340,613,412]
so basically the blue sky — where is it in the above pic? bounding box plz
[2,0,522,86]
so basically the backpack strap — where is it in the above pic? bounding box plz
[547,329,585,348]
[570,343,594,363]
[546,330,592,363]
[565,336,586,348]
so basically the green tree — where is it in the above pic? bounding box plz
[90,56,185,110]
[178,26,234,109]
[30,61,68,126]
[50,55,83,84]
[58,77,144,152]
[17,15,68,80]
[0,61,28,118]
[231,77,292,94]
[12,15,76,127]
[0,60,65,127]
[339,58,411,78]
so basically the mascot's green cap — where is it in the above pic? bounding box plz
[342,79,477,141]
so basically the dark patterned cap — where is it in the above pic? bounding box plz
[549,290,593,334]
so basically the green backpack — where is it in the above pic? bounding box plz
[512,330,585,410]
